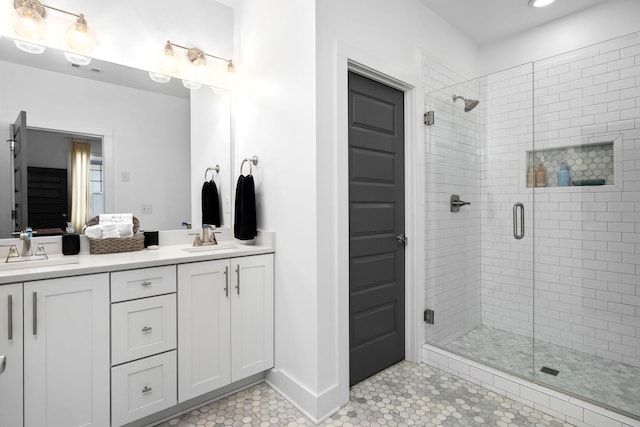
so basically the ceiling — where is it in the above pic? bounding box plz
[420,0,612,45]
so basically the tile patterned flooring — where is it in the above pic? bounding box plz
[157,361,572,427]
[446,325,640,417]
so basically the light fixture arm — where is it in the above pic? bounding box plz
[166,40,233,68]
[13,0,83,19]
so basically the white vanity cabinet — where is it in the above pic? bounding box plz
[177,254,274,402]
[24,274,110,427]
[110,266,178,427]
[0,283,23,427]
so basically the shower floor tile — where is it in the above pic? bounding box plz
[156,361,571,426]
[446,325,640,418]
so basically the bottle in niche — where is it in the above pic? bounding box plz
[557,160,570,186]
[527,164,535,187]
[535,163,546,187]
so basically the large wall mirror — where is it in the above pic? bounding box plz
[0,36,231,238]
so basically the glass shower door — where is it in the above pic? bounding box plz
[424,62,536,381]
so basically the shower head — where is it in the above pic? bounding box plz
[452,95,480,112]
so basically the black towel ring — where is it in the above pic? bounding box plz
[204,165,220,181]
[240,156,259,176]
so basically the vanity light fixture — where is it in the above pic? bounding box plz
[11,0,96,54]
[153,40,234,89]
[528,0,555,7]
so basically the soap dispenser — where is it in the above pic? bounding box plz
[535,163,546,187]
[557,160,570,186]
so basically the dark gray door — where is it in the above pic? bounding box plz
[348,72,405,385]
[11,111,28,232]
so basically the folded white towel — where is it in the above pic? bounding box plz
[99,213,133,224]
[118,223,134,238]
[100,223,119,238]
[84,225,103,239]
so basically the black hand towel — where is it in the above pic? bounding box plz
[202,181,221,227]
[234,175,257,240]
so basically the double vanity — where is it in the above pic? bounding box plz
[0,231,274,427]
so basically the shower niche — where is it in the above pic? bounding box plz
[524,134,621,189]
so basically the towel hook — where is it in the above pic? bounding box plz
[240,155,259,176]
[204,165,220,181]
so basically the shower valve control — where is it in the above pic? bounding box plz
[450,195,471,212]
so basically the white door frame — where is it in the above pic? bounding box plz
[336,42,425,400]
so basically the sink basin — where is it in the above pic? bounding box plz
[181,242,239,253]
[0,255,80,271]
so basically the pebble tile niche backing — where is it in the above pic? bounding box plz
[527,142,614,187]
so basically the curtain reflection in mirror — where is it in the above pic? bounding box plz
[71,140,91,232]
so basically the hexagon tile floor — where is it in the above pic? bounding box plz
[155,361,573,427]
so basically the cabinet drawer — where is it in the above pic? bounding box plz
[111,351,177,426]
[111,294,176,365]
[111,266,176,302]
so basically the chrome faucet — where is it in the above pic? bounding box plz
[191,225,218,246]
[4,228,49,263]
[19,231,32,257]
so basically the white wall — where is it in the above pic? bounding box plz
[479,0,640,76]
[0,60,190,231]
[232,0,320,418]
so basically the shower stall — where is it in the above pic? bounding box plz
[424,32,640,421]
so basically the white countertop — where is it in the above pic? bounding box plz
[0,231,275,285]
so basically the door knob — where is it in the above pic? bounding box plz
[396,234,408,245]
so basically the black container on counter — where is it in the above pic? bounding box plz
[62,233,80,255]
[143,230,159,248]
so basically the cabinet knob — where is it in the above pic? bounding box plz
[142,385,152,393]
[142,326,153,333]
[141,281,152,286]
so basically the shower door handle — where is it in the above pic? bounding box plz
[513,203,525,240]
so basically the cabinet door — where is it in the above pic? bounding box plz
[0,283,23,427]
[24,274,110,427]
[230,254,274,381]
[177,260,231,402]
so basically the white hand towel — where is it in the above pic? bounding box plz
[101,223,120,238]
[99,213,133,224]
[118,223,134,238]
[84,225,103,239]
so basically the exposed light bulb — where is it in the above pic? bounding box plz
[528,0,555,7]
[14,39,45,54]
[11,1,47,40]
[66,14,96,53]
[159,41,180,75]
[149,72,171,83]
[64,51,91,65]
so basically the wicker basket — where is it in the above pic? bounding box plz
[85,216,145,255]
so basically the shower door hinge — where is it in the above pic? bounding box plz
[7,139,15,151]
[424,309,434,325]
[424,111,435,126]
